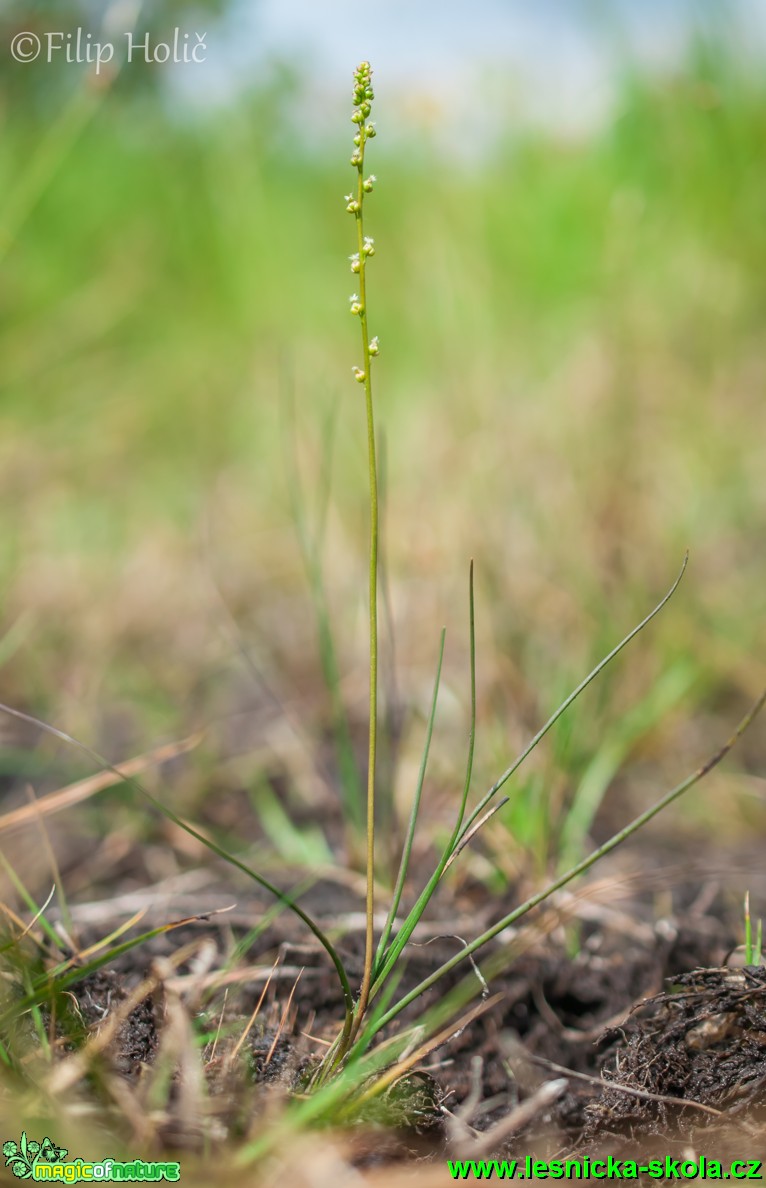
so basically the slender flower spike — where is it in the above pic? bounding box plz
[342,59,381,1050]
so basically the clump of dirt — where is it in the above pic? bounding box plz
[582,966,766,1152]
[71,968,159,1075]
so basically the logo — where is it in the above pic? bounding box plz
[3,1133,69,1179]
[2,1133,181,1182]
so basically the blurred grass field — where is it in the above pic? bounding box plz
[0,39,764,876]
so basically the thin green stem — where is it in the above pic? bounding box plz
[348,65,379,1040]
[374,628,447,971]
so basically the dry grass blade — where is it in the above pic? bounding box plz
[148,956,206,1130]
[266,968,303,1066]
[14,883,56,940]
[344,993,504,1116]
[0,732,203,835]
[229,956,280,1067]
[524,1052,728,1121]
[442,798,510,874]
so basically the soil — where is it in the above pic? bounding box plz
[46,843,766,1176]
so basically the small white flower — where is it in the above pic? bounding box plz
[369,336,380,356]
[344,193,353,202]
[349,293,359,303]
[352,366,366,383]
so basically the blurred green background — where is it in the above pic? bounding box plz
[0,1,764,877]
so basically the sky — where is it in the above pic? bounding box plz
[167,0,766,142]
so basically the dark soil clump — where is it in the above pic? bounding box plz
[582,966,766,1153]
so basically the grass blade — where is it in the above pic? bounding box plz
[370,562,476,998]
[458,554,689,844]
[0,702,355,1024]
[374,627,446,972]
[362,686,766,1044]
